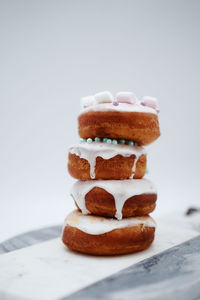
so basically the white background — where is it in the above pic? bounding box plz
[0,0,200,242]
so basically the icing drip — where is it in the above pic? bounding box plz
[65,210,156,235]
[79,102,157,115]
[130,156,139,179]
[71,179,157,220]
[68,143,146,179]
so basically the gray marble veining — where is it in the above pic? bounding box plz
[0,225,62,254]
[63,235,200,300]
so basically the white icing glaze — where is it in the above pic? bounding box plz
[65,210,156,235]
[68,142,146,179]
[71,178,157,220]
[79,102,157,115]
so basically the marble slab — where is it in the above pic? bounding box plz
[0,217,198,300]
[64,235,200,300]
[0,225,62,255]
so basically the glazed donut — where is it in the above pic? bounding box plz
[68,142,146,180]
[78,102,160,146]
[62,210,156,255]
[71,178,157,219]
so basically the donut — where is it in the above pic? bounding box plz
[71,178,157,219]
[68,142,146,180]
[78,101,160,146]
[62,210,156,255]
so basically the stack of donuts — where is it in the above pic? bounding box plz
[62,91,160,255]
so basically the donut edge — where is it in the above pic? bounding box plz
[62,224,155,255]
[68,153,147,180]
[78,111,160,146]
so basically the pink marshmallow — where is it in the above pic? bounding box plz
[116,92,138,104]
[141,96,159,111]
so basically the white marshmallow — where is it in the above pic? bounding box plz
[80,95,95,109]
[94,91,114,104]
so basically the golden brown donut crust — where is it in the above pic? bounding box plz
[62,224,155,255]
[78,111,160,146]
[74,187,157,218]
[68,153,146,180]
